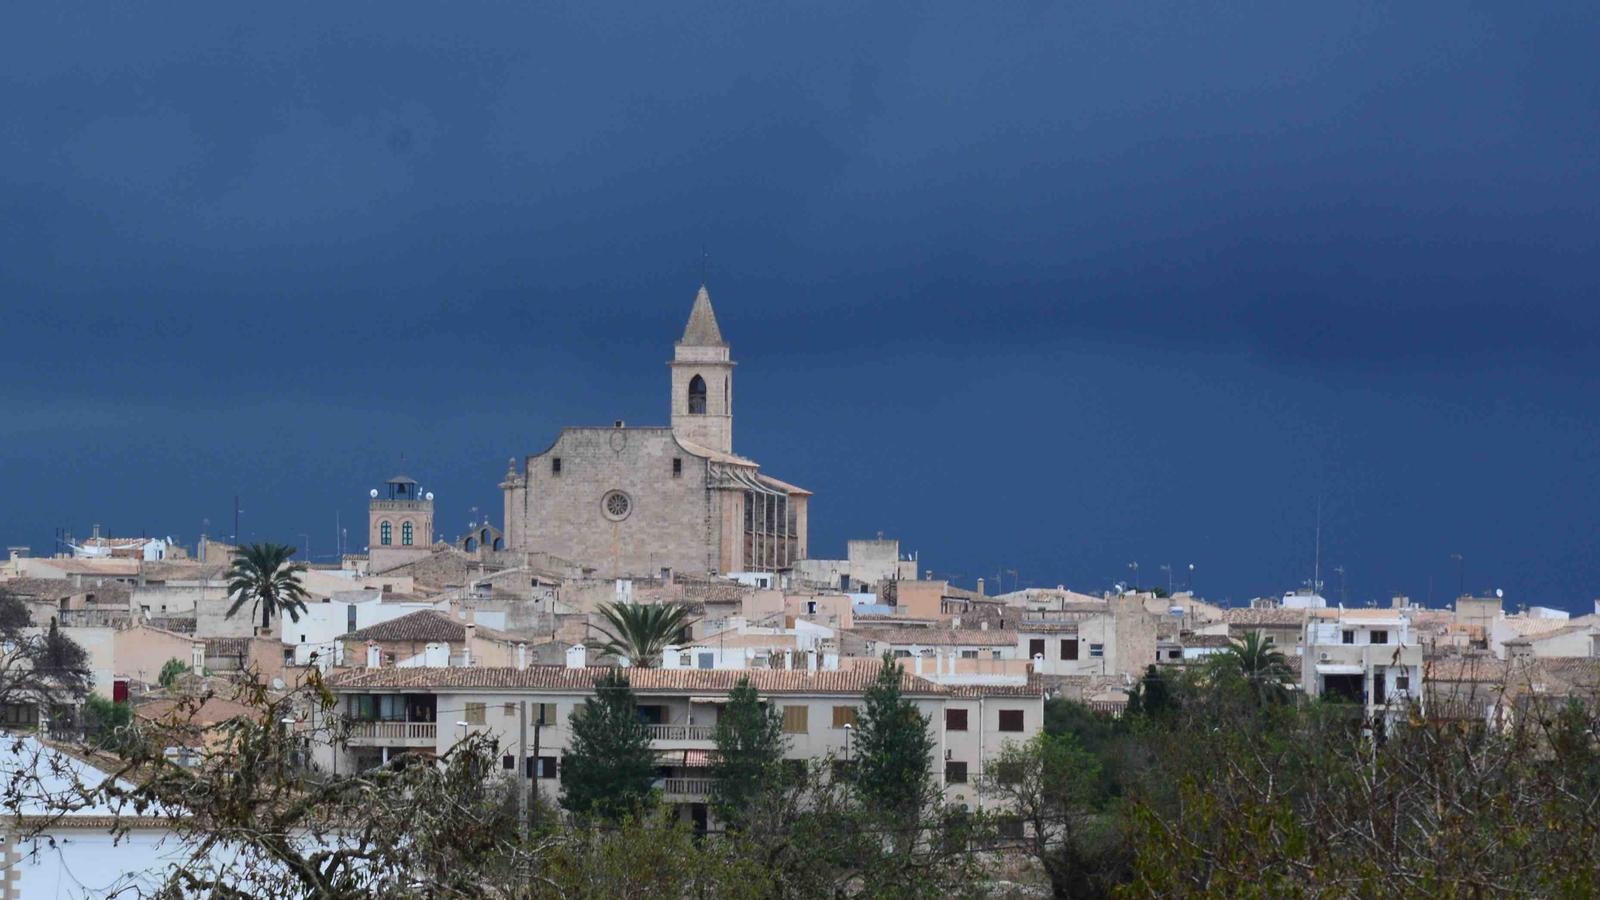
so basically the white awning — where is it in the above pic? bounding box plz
[1316,664,1364,676]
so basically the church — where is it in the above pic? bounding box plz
[498,286,810,578]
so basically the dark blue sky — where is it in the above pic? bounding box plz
[4,3,1597,609]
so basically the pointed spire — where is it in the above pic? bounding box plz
[678,284,727,347]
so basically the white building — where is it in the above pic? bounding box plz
[1301,612,1424,722]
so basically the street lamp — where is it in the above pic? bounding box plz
[1128,561,1139,591]
[456,720,469,743]
[1188,563,1196,594]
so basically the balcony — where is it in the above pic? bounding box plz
[646,723,714,747]
[660,777,715,800]
[346,720,438,747]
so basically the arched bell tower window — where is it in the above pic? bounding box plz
[380,521,392,546]
[401,521,414,546]
[687,374,707,414]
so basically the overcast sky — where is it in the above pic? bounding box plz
[3,2,1597,609]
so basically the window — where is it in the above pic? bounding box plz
[1342,630,1355,645]
[997,818,1025,840]
[601,490,632,521]
[1028,639,1045,659]
[535,703,558,726]
[782,706,809,734]
[1061,639,1078,661]
[892,649,912,659]
[991,649,1002,660]
[282,649,294,664]
[379,521,392,546]
[1089,643,1104,658]
[672,457,683,477]
[945,761,968,783]
[697,652,714,670]
[1395,675,1411,692]
[997,709,1025,732]
[679,652,692,667]
[945,708,969,731]
[1370,630,1389,645]
[401,521,414,546]
[688,374,707,414]
[960,649,978,659]
[503,703,516,717]
[346,605,357,634]
[1168,649,1181,660]
[502,754,515,770]
[832,706,858,728]
[465,703,486,725]
[551,457,562,476]
[536,756,558,778]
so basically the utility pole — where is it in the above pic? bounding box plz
[530,713,542,830]
[518,702,528,834]
[233,495,240,544]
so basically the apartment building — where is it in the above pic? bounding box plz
[1302,612,1424,722]
[319,663,1043,821]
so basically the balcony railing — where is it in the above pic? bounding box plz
[660,777,715,799]
[347,721,437,742]
[646,724,714,742]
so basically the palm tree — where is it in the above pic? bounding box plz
[591,601,696,668]
[225,543,310,632]
[1218,631,1295,702]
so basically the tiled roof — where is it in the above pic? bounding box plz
[679,285,727,346]
[346,610,516,644]
[324,664,1032,697]
[944,679,1047,698]
[1222,608,1311,626]
[1015,622,1080,634]
[856,628,1018,646]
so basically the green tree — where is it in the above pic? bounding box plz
[560,670,658,822]
[0,594,92,713]
[158,657,191,688]
[852,655,936,819]
[224,543,310,631]
[591,601,696,667]
[982,732,1120,896]
[80,693,136,753]
[709,676,786,829]
[1212,630,1295,703]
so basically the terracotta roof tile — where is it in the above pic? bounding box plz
[346,610,516,644]
[855,628,1018,646]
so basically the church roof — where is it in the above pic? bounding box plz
[678,285,726,347]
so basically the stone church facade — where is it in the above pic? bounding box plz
[500,286,810,578]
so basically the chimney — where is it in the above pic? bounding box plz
[190,642,205,672]
[806,649,817,673]
[366,641,380,668]
[913,651,924,675]
[461,625,475,667]
[784,649,793,671]
[566,644,587,669]
[516,643,528,670]
[976,577,985,597]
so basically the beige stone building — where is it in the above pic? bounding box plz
[500,286,810,578]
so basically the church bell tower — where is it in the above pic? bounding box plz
[670,285,735,453]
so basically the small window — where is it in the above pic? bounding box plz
[1342,630,1355,645]
[1370,630,1389,645]
[401,521,414,546]
[1396,675,1411,691]
[536,703,558,726]
[282,649,294,664]
[379,521,392,546]
[1061,639,1078,661]
[672,457,683,477]
[945,708,969,731]
[990,649,1002,660]
[1168,649,1181,660]
[346,605,357,634]
[782,706,809,733]
[465,703,486,725]
[503,703,516,717]
[679,652,692,667]
[997,818,1025,839]
[1089,643,1104,658]
[997,709,1025,732]
[892,649,912,659]
[502,754,515,770]
[1028,639,1045,658]
[697,652,714,670]
[688,375,707,414]
[832,706,858,728]
[551,457,562,476]
[536,756,558,778]
[960,649,978,659]
[945,761,968,783]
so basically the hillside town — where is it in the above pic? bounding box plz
[3,290,1597,895]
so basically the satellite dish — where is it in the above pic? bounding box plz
[369,489,379,498]
[1495,588,1504,599]
[424,491,434,501]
